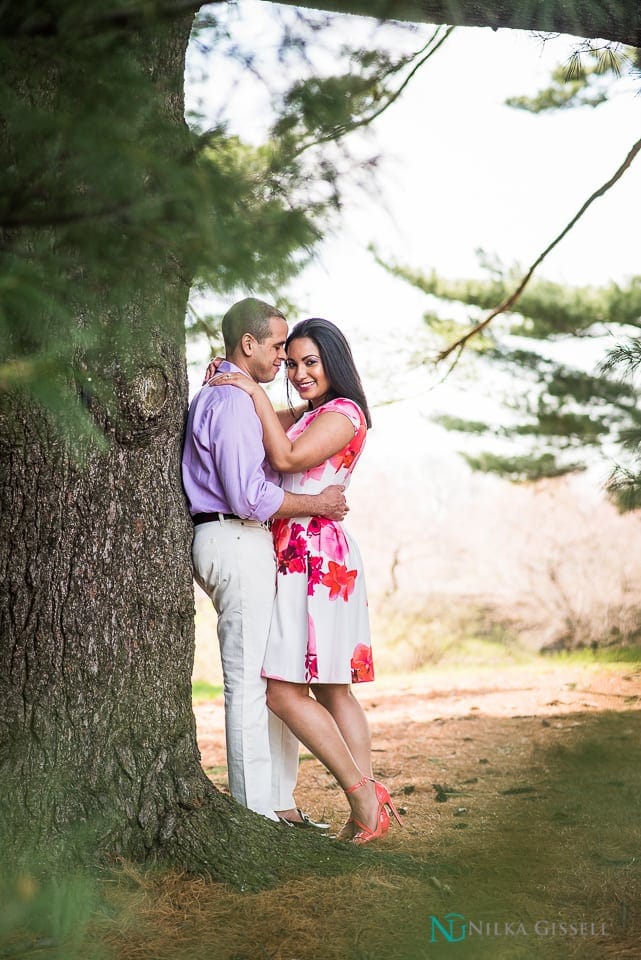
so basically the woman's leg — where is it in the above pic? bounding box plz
[311,684,373,778]
[310,683,374,839]
[266,679,379,831]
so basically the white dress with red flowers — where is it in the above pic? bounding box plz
[262,397,374,685]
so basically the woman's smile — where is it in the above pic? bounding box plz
[286,336,331,407]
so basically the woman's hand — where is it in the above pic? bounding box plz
[202,357,224,385]
[209,371,259,397]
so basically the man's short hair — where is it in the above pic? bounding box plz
[222,298,286,353]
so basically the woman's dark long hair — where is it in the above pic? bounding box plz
[286,317,372,428]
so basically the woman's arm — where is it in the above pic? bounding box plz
[275,403,306,430]
[211,374,353,473]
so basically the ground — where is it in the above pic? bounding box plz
[6,658,640,960]
[195,659,641,834]
[191,658,641,959]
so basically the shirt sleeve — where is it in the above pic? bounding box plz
[212,389,284,522]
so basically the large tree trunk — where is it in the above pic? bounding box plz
[0,11,198,867]
[0,6,329,886]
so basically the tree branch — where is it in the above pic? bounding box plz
[0,201,147,230]
[437,134,641,362]
[6,0,640,45]
[278,0,641,48]
[291,24,454,159]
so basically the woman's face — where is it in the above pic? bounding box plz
[285,336,331,407]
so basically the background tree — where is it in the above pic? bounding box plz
[375,44,641,502]
[602,338,641,509]
[378,258,641,486]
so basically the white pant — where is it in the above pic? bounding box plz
[192,518,299,820]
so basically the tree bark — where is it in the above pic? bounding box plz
[0,9,323,885]
[281,0,641,47]
[2,13,188,865]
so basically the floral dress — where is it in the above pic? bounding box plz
[262,397,374,685]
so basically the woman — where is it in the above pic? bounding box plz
[212,318,401,844]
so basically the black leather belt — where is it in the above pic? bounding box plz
[192,512,242,525]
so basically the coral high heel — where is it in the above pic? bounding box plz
[371,779,403,826]
[343,775,391,845]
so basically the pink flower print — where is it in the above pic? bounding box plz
[298,461,327,486]
[273,521,307,575]
[305,614,319,682]
[321,561,357,601]
[307,516,330,537]
[307,517,348,563]
[351,643,374,683]
[307,555,324,596]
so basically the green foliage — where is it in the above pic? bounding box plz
[505,43,638,113]
[607,465,641,511]
[432,414,493,434]
[274,47,412,147]
[1,40,319,404]
[600,336,641,509]
[2,3,444,441]
[190,133,327,294]
[191,680,223,702]
[386,257,641,338]
[463,451,584,481]
[378,252,641,498]
[0,865,106,960]
[513,408,608,442]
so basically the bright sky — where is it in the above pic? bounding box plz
[185,3,639,458]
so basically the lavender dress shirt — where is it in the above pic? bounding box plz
[181,361,284,523]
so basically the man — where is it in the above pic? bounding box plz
[182,297,347,825]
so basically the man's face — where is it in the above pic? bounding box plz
[248,316,288,383]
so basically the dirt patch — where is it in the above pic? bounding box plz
[193,660,641,959]
[195,661,641,815]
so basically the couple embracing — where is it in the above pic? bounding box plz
[181,297,401,844]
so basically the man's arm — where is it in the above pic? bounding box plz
[271,484,348,522]
[212,390,285,522]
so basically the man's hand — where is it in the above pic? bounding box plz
[315,484,348,521]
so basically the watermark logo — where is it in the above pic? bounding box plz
[428,913,609,943]
[429,913,467,943]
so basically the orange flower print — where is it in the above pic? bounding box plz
[271,518,290,553]
[329,444,358,471]
[321,561,357,601]
[351,643,374,683]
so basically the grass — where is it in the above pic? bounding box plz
[4,657,639,960]
[546,645,641,664]
[191,680,223,703]
[4,706,639,960]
